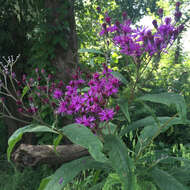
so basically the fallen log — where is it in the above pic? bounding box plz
[12,144,89,167]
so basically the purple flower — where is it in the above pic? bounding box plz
[76,115,96,128]
[53,88,63,99]
[54,65,120,130]
[57,100,67,114]
[99,108,115,121]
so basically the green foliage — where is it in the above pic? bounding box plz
[40,156,109,190]
[102,173,121,190]
[137,92,187,120]
[2,1,190,190]
[59,124,108,163]
[150,167,189,190]
[0,157,53,190]
[7,124,58,161]
[104,135,135,189]
[118,97,131,123]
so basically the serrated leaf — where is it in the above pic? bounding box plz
[137,92,187,120]
[151,167,188,190]
[7,125,57,161]
[104,135,135,190]
[78,48,104,54]
[60,124,108,163]
[111,71,128,85]
[44,156,108,190]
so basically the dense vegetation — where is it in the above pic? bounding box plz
[0,0,190,189]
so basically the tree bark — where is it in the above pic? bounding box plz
[12,144,89,167]
[45,0,78,83]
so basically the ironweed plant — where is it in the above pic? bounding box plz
[2,2,190,190]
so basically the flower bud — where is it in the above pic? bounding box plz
[175,2,180,11]
[22,74,26,82]
[105,13,111,25]
[35,68,39,73]
[175,11,182,22]
[155,38,162,49]
[96,6,101,13]
[122,12,127,20]
[158,8,163,18]
[165,17,172,25]
[18,108,24,113]
[176,2,180,7]
[115,105,120,112]
[177,24,184,33]
[11,72,16,79]
[41,69,45,74]
[16,100,22,105]
[152,20,158,29]
[115,20,120,27]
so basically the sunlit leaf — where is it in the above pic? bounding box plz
[78,48,104,54]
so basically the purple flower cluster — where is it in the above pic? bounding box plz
[14,69,64,115]
[55,65,120,129]
[99,2,183,57]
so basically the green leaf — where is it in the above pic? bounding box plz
[53,134,63,153]
[101,122,117,135]
[151,167,188,190]
[134,117,189,153]
[137,92,187,120]
[118,98,131,123]
[21,85,30,98]
[78,48,104,55]
[104,135,135,190]
[60,124,108,163]
[7,125,57,161]
[111,71,128,85]
[44,156,109,190]
[120,116,190,137]
[89,181,106,190]
[103,173,121,190]
[138,181,157,190]
[38,176,52,190]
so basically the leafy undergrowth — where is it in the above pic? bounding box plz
[0,155,52,190]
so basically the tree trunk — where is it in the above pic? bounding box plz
[12,144,88,167]
[45,0,78,83]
